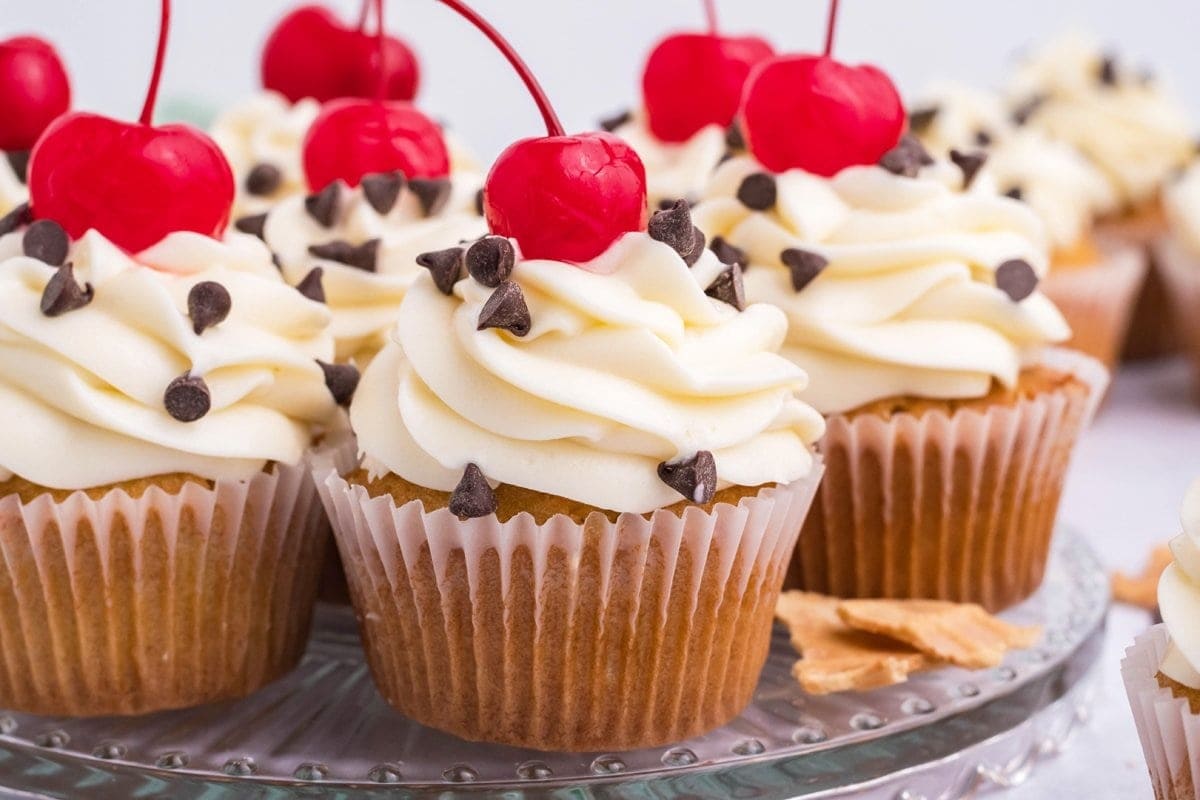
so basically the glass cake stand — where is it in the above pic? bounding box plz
[0,531,1107,799]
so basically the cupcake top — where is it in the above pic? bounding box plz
[691,148,1070,415]
[0,151,27,217]
[352,213,825,515]
[0,217,338,490]
[1158,479,1200,689]
[260,171,487,363]
[609,111,730,208]
[1006,33,1194,209]
[1164,162,1200,258]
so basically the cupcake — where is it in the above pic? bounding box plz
[1123,479,1200,800]
[313,0,825,751]
[1006,33,1196,360]
[1157,164,1200,400]
[0,35,72,216]
[913,83,1144,373]
[694,87,1107,609]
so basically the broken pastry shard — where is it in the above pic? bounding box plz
[1112,544,1173,610]
[837,599,1041,670]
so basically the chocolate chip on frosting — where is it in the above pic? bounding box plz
[317,360,360,406]
[361,170,406,215]
[781,248,828,292]
[0,202,32,237]
[409,178,452,217]
[309,239,380,272]
[706,264,746,311]
[473,188,485,217]
[878,135,934,178]
[40,263,93,317]
[295,267,326,303]
[657,451,717,504]
[416,247,465,295]
[188,281,232,335]
[449,463,498,519]
[710,236,747,269]
[245,163,283,197]
[908,106,940,134]
[599,109,632,133]
[1004,185,1024,201]
[234,213,268,239]
[466,236,516,287]
[649,199,706,265]
[736,172,777,210]
[164,373,211,423]
[23,219,69,266]
[658,196,697,212]
[1011,94,1046,126]
[949,149,988,190]
[305,182,341,228]
[6,150,30,184]
[725,121,747,152]
[995,259,1038,302]
[477,280,531,337]
[1098,55,1118,87]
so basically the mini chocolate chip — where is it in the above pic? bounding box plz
[995,259,1038,302]
[309,239,380,272]
[706,264,745,311]
[974,129,994,147]
[40,263,93,317]
[448,463,498,519]
[245,163,283,196]
[295,267,325,303]
[736,172,777,210]
[409,178,452,217]
[725,122,746,151]
[1011,94,1046,126]
[23,219,69,266]
[1004,185,1024,201]
[0,202,32,237]
[305,182,341,228]
[908,106,939,133]
[599,109,632,132]
[477,280,531,336]
[317,360,360,406]
[657,451,718,504]
[710,236,747,269]
[271,252,284,272]
[878,135,934,178]
[949,149,988,189]
[164,373,210,422]
[234,213,267,239]
[361,170,406,215]
[466,236,516,287]
[5,150,30,184]
[781,248,828,292]
[473,188,485,216]
[649,199,706,264]
[417,247,465,295]
[188,281,232,335]
[1098,55,1118,86]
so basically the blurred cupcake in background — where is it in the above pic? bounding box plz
[1006,32,1196,360]
[0,35,72,215]
[1156,164,1200,401]
[913,82,1145,375]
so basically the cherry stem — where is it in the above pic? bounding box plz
[374,0,386,101]
[703,0,718,34]
[823,0,839,57]
[357,0,371,32]
[434,0,565,137]
[139,0,171,126]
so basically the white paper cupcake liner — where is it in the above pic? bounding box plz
[1154,234,1200,401]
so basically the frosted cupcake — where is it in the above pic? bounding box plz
[1006,33,1196,359]
[913,83,1144,372]
[1157,164,1200,400]
[1124,480,1200,800]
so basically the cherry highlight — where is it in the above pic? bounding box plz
[138,0,171,125]
[434,0,565,137]
[823,0,840,57]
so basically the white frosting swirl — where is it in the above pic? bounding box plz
[1007,33,1195,208]
[693,156,1071,415]
[264,179,487,363]
[0,229,337,489]
[1165,163,1200,258]
[912,83,1013,156]
[615,113,728,208]
[353,232,825,514]
[1159,479,1200,688]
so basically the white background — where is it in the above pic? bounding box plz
[5,2,1200,798]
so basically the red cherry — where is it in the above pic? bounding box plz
[0,36,72,152]
[302,98,449,191]
[436,0,648,264]
[261,3,419,104]
[26,0,234,252]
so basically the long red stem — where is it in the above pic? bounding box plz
[703,0,718,34]
[823,0,839,57]
[434,0,565,137]
[374,0,386,101]
[139,0,170,125]
[357,0,371,32]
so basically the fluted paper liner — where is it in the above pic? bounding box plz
[1098,212,1180,359]
[789,348,1108,612]
[1154,235,1200,402]
[0,455,335,717]
[1123,626,1200,800]
[1042,244,1147,373]
[312,444,823,752]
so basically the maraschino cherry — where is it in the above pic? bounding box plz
[302,0,449,191]
[261,1,420,104]
[739,0,904,176]
[641,0,773,143]
[436,0,647,264]
[0,36,71,153]
[28,0,234,252]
